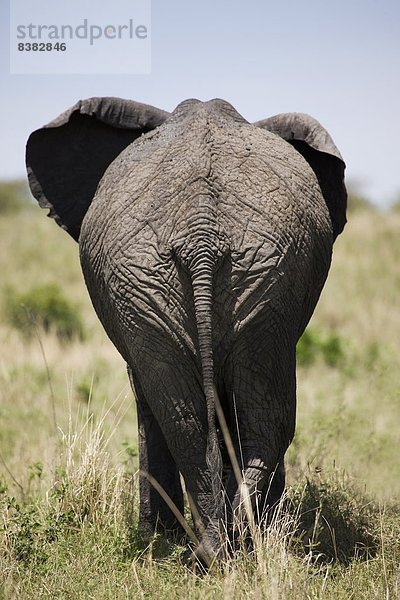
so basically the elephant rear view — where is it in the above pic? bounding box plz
[26,96,346,562]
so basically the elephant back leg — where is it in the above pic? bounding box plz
[127,367,185,542]
[222,315,297,529]
[257,457,286,523]
[130,355,226,560]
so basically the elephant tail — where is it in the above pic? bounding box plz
[189,250,223,513]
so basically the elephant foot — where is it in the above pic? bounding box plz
[138,517,187,546]
[179,522,226,571]
[180,541,222,573]
[180,546,210,573]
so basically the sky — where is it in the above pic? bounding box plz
[1,0,399,207]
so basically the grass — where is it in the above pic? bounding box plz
[1,197,400,598]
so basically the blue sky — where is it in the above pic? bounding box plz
[1,0,399,206]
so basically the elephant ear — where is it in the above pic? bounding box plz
[254,113,347,239]
[26,97,170,241]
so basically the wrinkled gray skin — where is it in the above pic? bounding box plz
[26,97,346,562]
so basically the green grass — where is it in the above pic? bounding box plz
[1,195,399,598]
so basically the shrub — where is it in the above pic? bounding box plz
[296,329,319,367]
[321,332,344,367]
[297,327,344,368]
[4,283,84,341]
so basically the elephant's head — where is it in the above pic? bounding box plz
[26,97,346,243]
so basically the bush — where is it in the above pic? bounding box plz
[297,327,345,368]
[4,283,84,341]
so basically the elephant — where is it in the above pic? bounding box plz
[26,96,346,562]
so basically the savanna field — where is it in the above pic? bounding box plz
[0,182,399,599]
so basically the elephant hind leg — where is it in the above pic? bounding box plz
[224,454,287,551]
[222,341,296,534]
[128,367,185,542]
[257,458,286,523]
